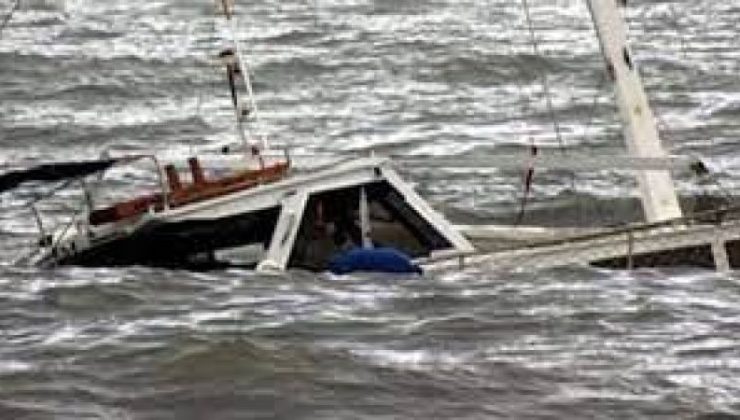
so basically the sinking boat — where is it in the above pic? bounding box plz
[4,153,472,272]
[2,1,473,273]
[4,0,740,273]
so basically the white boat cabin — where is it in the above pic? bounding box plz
[34,156,473,272]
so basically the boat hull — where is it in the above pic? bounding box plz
[53,208,280,269]
[429,216,740,273]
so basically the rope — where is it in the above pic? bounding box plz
[0,0,21,40]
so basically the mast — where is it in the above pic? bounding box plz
[586,0,682,223]
[216,0,269,153]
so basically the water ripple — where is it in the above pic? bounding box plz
[2,0,740,418]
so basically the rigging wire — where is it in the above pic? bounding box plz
[495,1,534,134]
[495,0,540,223]
[519,0,567,153]
[517,0,581,222]
[479,0,527,218]
[0,0,21,40]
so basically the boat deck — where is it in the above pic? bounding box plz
[427,208,740,272]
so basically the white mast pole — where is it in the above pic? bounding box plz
[218,0,269,152]
[586,0,682,223]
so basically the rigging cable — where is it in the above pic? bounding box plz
[515,143,538,225]
[494,0,540,223]
[0,0,21,40]
[517,0,580,222]
[519,0,567,153]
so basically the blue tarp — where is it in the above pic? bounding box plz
[328,247,422,275]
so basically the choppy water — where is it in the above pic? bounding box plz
[2,0,740,418]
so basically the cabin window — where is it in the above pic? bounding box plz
[147,206,280,268]
[288,181,452,270]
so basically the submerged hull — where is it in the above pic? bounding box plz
[431,212,740,273]
[53,209,280,269]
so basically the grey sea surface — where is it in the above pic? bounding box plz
[2,0,740,418]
